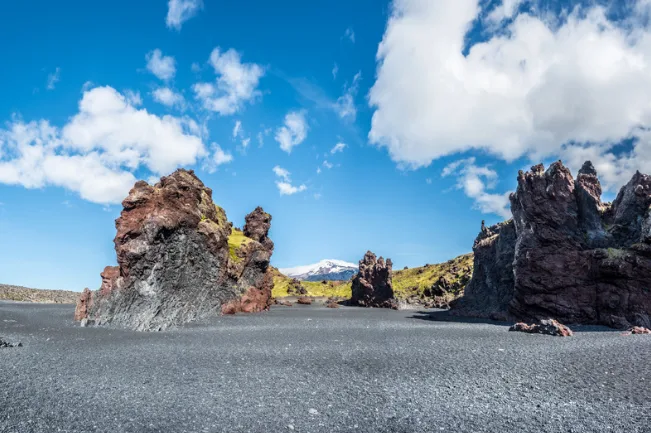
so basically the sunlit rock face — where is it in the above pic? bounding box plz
[453,161,651,329]
[74,169,274,331]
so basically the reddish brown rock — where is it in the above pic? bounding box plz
[326,302,340,309]
[74,288,92,321]
[287,278,307,296]
[296,297,312,305]
[221,287,272,315]
[509,319,573,337]
[244,206,274,252]
[278,300,293,307]
[98,266,119,297]
[453,161,651,329]
[350,251,397,309]
[622,326,651,335]
[74,169,274,331]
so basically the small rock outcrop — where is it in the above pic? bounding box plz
[453,161,651,329]
[350,251,397,309]
[244,206,274,252]
[74,169,274,331]
[509,319,574,337]
[0,338,22,348]
[623,326,651,335]
[296,297,312,305]
[287,278,308,296]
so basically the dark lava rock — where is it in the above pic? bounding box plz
[244,206,274,252]
[74,169,274,331]
[350,251,397,309]
[453,161,651,329]
[509,319,574,337]
[296,297,312,305]
[450,220,516,321]
[0,338,22,348]
[287,278,307,296]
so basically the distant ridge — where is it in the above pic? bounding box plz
[0,283,79,304]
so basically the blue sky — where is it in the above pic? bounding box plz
[2,0,651,291]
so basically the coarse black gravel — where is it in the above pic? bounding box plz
[1,301,650,433]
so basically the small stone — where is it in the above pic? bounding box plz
[509,319,573,337]
[622,326,651,335]
[308,408,318,415]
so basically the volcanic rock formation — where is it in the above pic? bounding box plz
[287,278,308,296]
[244,206,274,252]
[450,221,516,320]
[74,169,274,331]
[453,161,651,329]
[350,251,397,308]
[509,320,573,337]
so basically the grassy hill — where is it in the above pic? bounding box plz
[272,253,474,304]
[392,253,473,303]
[271,267,352,298]
[0,284,80,304]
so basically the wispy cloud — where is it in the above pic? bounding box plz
[334,72,361,121]
[331,142,347,154]
[343,27,355,43]
[46,68,60,90]
[166,0,203,30]
[272,166,306,195]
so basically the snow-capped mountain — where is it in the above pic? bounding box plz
[279,259,358,282]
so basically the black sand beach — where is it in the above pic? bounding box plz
[1,301,650,433]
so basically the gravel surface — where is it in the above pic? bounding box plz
[1,301,650,433]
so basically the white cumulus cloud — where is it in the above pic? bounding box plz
[276,182,307,196]
[213,145,233,166]
[193,48,265,115]
[152,87,185,109]
[0,86,207,204]
[275,110,308,153]
[368,0,651,195]
[442,158,512,219]
[166,0,203,30]
[146,49,176,81]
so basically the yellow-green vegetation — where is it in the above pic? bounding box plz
[392,253,474,299]
[0,284,79,304]
[227,228,252,262]
[606,248,627,259]
[271,253,474,302]
[214,205,228,227]
[270,267,352,298]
